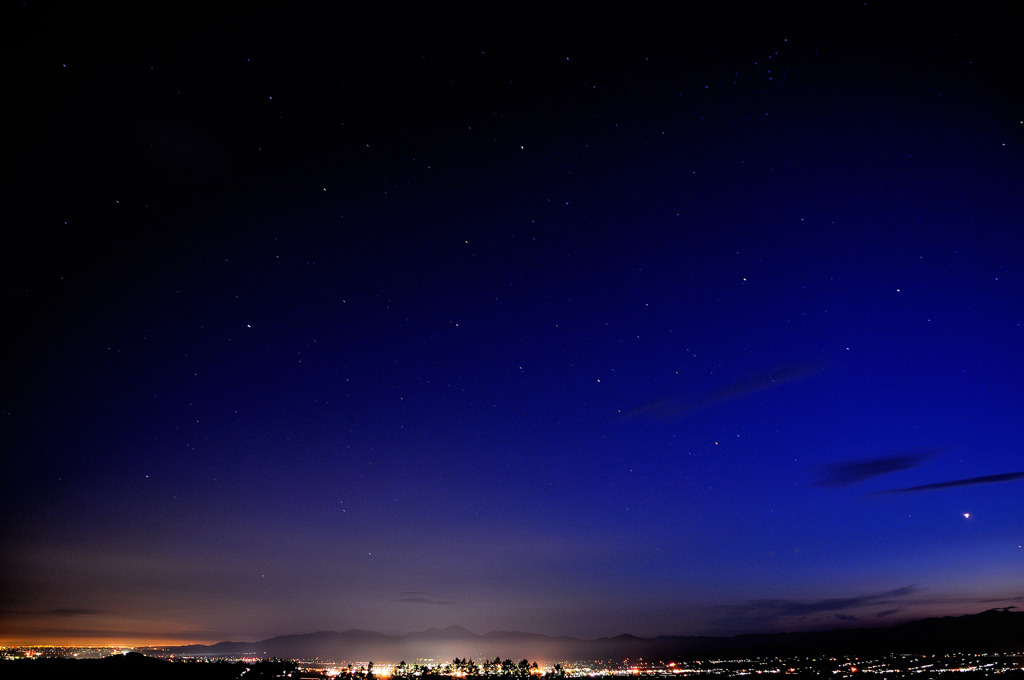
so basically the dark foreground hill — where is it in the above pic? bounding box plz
[0,652,294,680]
[153,609,1024,663]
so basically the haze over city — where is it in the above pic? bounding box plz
[3,3,1022,647]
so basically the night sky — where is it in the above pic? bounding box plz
[3,4,1023,646]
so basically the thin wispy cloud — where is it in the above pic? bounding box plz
[627,361,827,419]
[708,586,919,632]
[880,471,1024,494]
[815,450,937,486]
[744,586,918,617]
[397,593,456,605]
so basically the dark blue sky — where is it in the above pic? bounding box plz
[3,3,1022,645]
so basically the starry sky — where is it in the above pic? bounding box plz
[3,3,1023,646]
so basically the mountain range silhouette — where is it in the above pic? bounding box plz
[152,609,1024,663]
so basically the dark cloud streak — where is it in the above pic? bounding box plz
[815,450,937,486]
[397,596,456,606]
[875,608,903,618]
[48,608,103,617]
[880,472,1024,494]
[627,362,828,419]
[746,586,919,617]
[708,587,919,633]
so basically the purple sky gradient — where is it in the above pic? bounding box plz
[2,3,1022,645]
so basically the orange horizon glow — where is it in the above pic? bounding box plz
[0,635,220,648]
